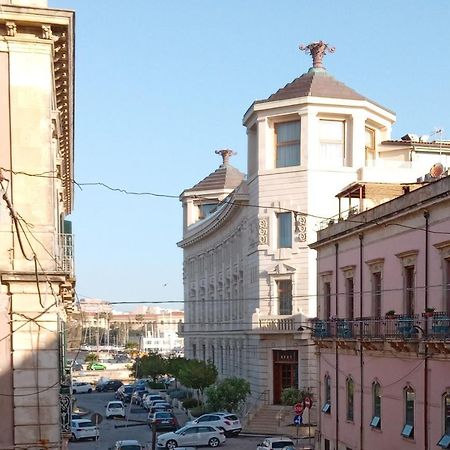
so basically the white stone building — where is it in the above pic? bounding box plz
[0,1,75,448]
[178,42,450,411]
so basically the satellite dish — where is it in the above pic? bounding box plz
[430,162,444,178]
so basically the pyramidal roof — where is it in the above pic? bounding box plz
[188,149,244,192]
[261,67,367,103]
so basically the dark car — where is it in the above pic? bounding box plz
[120,385,135,403]
[95,379,123,392]
[131,388,147,405]
[148,411,178,431]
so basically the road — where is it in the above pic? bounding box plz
[69,391,276,450]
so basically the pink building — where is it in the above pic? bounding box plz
[310,174,450,450]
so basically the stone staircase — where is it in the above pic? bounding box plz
[243,404,315,439]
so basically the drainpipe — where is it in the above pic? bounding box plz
[335,243,339,449]
[359,234,364,450]
[423,210,429,450]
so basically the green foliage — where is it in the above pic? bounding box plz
[124,342,138,349]
[182,397,201,409]
[189,404,214,417]
[168,389,189,400]
[205,377,251,412]
[166,356,186,379]
[149,382,165,390]
[131,352,167,380]
[178,359,218,394]
[280,388,312,406]
[84,352,98,363]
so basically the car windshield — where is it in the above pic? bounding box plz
[156,412,172,418]
[118,446,141,450]
[225,414,238,420]
[273,442,294,448]
[108,403,122,408]
[77,421,94,428]
[124,387,134,393]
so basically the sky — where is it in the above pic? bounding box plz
[50,0,450,312]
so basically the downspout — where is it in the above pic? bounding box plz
[423,210,429,450]
[359,234,364,450]
[335,243,339,449]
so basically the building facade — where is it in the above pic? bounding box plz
[310,174,450,450]
[0,1,75,448]
[178,42,450,412]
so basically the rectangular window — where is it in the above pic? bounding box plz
[192,343,197,359]
[402,388,415,438]
[346,277,354,319]
[277,280,293,315]
[372,272,382,317]
[322,375,331,414]
[371,382,381,429]
[323,282,331,320]
[278,213,292,248]
[347,379,354,421]
[198,203,218,220]
[320,119,345,165]
[365,127,376,165]
[324,439,330,450]
[275,121,300,168]
[405,266,415,315]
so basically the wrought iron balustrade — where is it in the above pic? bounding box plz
[258,316,295,332]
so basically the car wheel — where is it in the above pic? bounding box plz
[70,433,77,442]
[209,437,220,447]
[72,390,77,394]
[166,439,178,449]
[88,388,92,393]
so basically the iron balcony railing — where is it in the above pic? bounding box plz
[310,312,450,340]
[57,233,74,276]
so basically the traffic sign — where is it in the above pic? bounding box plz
[294,414,303,425]
[304,396,313,409]
[91,412,103,425]
[294,402,304,414]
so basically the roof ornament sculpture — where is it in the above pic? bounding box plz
[299,40,335,69]
[215,149,236,166]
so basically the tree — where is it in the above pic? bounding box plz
[281,387,312,406]
[84,352,98,363]
[131,352,167,380]
[166,355,187,389]
[205,377,251,412]
[178,359,217,397]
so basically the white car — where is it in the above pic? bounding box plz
[112,440,144,450]
[106,400,126,419]
[143,394,164,410]
[256,436,295,450]
[156,424,225,449]
[188,412,242,436]
[70,418,99,441]
[71,381,93,394]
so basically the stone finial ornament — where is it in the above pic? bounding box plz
[42,24,53,40]
[299,40,335,69]
[215,149,236,166]
[6,22,17,37]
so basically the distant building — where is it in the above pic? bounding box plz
[178,40,450,417]
[310,173,450,450]
[0,1,75,448]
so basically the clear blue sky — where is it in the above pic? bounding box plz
[51,0,450,311]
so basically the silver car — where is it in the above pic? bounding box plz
[156,424,225,449]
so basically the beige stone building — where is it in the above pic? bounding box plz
[178,42,450,421]
[0,1,75,448]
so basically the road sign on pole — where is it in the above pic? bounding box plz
[294,414,303,425]
[294,402,304,415]
[304,396,313,409]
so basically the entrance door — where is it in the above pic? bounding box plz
[273,350,298,404]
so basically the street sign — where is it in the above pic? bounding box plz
[91,412,103,425]
[294,414,303,425]
[294,402,304,414]
[304,396,313,409]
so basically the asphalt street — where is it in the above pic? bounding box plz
[69,391,275,450]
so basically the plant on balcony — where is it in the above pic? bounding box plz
[423,307,436,318]
[385,310,396,318]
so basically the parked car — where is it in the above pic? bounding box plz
[146,399,167,410]
[256,437,295,450]
[156,424,225,449]
[87,362,106,371]
[148,411,178,431]
[188,412,242,437]
[149,402,173,414]
[111,439,144,450]
[96,379,123,392]
[143,393,164,410]
[119,385,135,403]
[71,381,93,394]
[131,389,148,405]
[105,401,126,419]
[70,418,99,441]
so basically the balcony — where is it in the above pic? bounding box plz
[57,233,74,276]
[257,315,298,333]
[311,313,450,341]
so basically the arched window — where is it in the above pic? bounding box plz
[346,377,354,421]
[437,393,450,447]
[370,382,381,429]
[322,374,331,414]
[401,386,415,439]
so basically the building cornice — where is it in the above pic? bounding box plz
[0,5,75,213]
